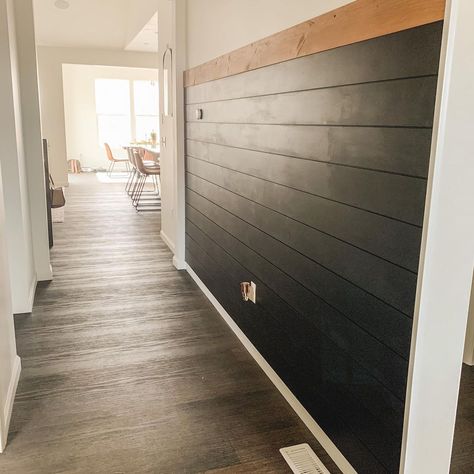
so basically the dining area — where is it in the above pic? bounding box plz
[106,143,161,212]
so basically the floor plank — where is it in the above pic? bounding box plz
[451,364,474,474]
[1,173,340,474]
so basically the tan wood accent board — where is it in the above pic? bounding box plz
[184,0,445,87]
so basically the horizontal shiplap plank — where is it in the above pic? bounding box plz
[187,155,423,230]
[186,175,418,321]
[186,76,437,128]
[185,214,408,402]
[186,122,433,178]
[186,185,413,357]
[185,22,442,104]
[185,167,422,277]
[187,141,427,233]
[184,0,445,87]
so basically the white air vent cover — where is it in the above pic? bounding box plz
[280,443,331,474]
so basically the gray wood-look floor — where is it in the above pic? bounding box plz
[451,364,474,474]
[1,174,339,474]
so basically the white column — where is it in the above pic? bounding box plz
[0,0,37,314]
[400,1,474,472]
[171,0,187,270]
[14,0,52,282]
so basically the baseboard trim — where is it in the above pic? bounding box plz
[37,264,53,282]
[27,275,37,312]
[0,355,21,453]
[172,256,187,271]
[13,275,37,315]
[186,264,356,474]
[160,230,176,254]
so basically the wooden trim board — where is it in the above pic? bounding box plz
[186,264,357,474]
[184,0,445,87]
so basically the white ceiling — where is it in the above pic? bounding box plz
[33,0,158,52]
[126,12,158,53]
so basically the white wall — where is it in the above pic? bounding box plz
[37,47,159,187]
[0,0,23,453]
[62,64,158,171]
[0,162,21,454]
[14,0,52,282]
[400,1,474,472]
[0,0,37,314]
[186,0,354,68]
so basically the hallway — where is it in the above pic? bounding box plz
[1,175,337,473]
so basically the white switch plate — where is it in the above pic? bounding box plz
[249,281,257,304]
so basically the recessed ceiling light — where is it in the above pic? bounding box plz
[54,0,70,9]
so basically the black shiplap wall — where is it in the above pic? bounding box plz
[184,22,443,473]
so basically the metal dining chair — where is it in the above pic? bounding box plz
[105,143,130,177]
[130,149,161,211]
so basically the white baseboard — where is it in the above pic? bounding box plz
[186,265,356,474]
[160,230,176,254]
[27,275,37,312]
[37,264,53,282]
[0,355,21,453]
[173,256,187,271]
[13,275,37,315]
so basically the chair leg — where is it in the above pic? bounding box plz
[135,175,148,209]
[131,172,142,204]
[107,161,116,178]
[132,174,145,207]
[126,168,136,194]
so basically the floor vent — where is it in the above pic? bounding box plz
[280,443,331,474]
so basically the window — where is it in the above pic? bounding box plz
[95,79,131,146]
[133,80,159,142]
[95,79,159,147]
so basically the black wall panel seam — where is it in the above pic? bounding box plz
[185,121,432,130]
[185,183,416,321]
[185,228,406,406]
[186,153,425,232]
[185,76,437,128]
[185,73,439,106]
[186,156,424,227]
[185,210,410,399]
[185,167,421,277]
[186,123,433,179]
[186,164,422,243]
[185,176,419,333]
[184,244,392,473]
[187,196,411,361]
[186,169,423,274]
[185,138,429,179]
[185,172,419,275]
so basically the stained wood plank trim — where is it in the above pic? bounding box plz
[184,0,445,87]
